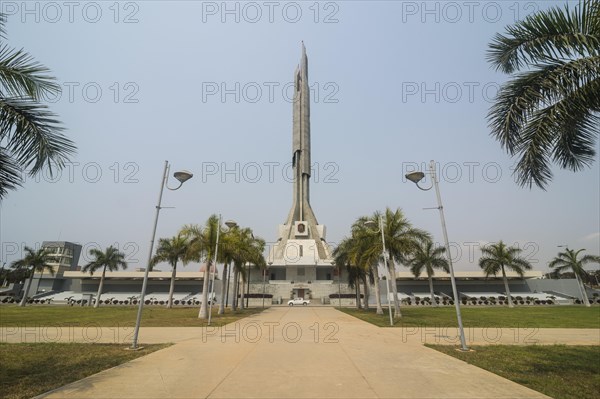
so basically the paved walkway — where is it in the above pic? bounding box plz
[15,307,563,398]
[3,324,598,346]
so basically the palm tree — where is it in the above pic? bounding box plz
[234,229,266,310]
[478,241,532,308]
[351,219,386,314]
[406,240,449,307]
[217,229,235,314]
[219,225,265,312]
[378,208,430,318]
[487,0,600,189]
[549,248,600,307]
[181,216,266,318]
[82,246,127,308]
[0,13,76,198]
[333,234,376,311]
[10,246,54,306]
[181,216,220,319]
[150,234,189,308]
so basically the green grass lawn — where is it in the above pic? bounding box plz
[0,342,170,399]
[0,306,265,327]
[428,344,600,399]
[341,306,600,328]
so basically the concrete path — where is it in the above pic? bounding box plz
[28,307,555,399]
[3,324,598,346]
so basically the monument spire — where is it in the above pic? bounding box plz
[291,41,312,222]
[270,44,331,265]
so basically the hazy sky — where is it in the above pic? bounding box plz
[1,1,598,273]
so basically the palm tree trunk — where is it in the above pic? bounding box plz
[218,263,228,314]
[355,280,362,309]
[19,269,35,307]
[166,263,177,309]
[240,274,246,310]
[198,263,211,319]
[388,257,402,318]
[371,265,383,314]
[38,269,44,293]
[574,272,591,307]
[225,262,232,308]
[94,266,106,308]
[232,267,239,311]
[361,274,370,310]
[428,274,437,307]
[501,265,514,308]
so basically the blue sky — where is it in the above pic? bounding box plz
[1,1,598,272]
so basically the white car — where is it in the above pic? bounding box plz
[288,298,310,306]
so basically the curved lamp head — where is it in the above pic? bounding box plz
[405,171,425,184]
[173,170,193,184]
[225,220,238,229]
[364,220,378,229]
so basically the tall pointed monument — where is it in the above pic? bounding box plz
[268,44,333,298]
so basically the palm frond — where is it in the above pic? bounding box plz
[487,0,600,189]
[0,44,61,100]
[488,0,600,73]
[0,97,75,175]
[0,13,6,41]
[0,147,22,197]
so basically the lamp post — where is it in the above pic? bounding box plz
[365,216,394,327]
[131,161,192,350]
[405,160,468,351]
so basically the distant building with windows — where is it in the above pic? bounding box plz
[30,241,82,294]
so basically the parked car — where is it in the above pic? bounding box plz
[288,297,310,306]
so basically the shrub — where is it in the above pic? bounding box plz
[329,293,362,299]
[238,293,273,299]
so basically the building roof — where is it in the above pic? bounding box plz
[63,271,209,280]
[396,270,543,280]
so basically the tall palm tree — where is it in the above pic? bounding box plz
[549,248,600,307]
[82,246,127,308]
[10,246,54,307]
[217,228,235,314]
[378,208,430,318]
[219,226,266,314]
[181,216,220,319]
[478,241,532,308]
[333,235,375,311]
[150,234,189,308]
[234,229,266,310]
[0,13,76,198]
[406,240,449,307]
[351,219,386,314]
[487,0,600,189]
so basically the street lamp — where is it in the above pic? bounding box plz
[365,216,394,327]
[131,161,192,350]
[405,160,468,351]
